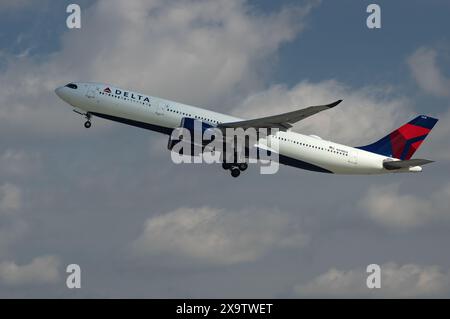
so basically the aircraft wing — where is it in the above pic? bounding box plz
[218,100,342,131]
[383,159,434,170]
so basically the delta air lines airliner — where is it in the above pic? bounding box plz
[55,82,438,177]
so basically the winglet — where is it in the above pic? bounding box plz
[328,100,343,108]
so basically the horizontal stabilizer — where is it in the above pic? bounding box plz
[383,159,434,170]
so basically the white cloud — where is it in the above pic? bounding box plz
[407,47,450,97]
[76,0,313,103]
[425,107,450,161]
[294,262,450,298]
[0,255,60,286]
[0,183,22,214]
[359,183,450,228]
[234,80,409,145]
[0,0,316,136]
[0,182,26,256]
[132,206,308,265]
[0,150,41,177]
[0,220,28,257]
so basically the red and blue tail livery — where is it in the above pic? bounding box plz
[358,115,438,160]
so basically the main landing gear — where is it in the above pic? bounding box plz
[222,162,248,178]
[74,110,92,128]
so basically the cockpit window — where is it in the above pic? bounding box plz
[65,83,78,89]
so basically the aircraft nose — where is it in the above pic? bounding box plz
[55,83,79,102]
[55,85,72,103]
[55,86,64,98]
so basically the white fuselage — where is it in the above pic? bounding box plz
[55,82,418,175]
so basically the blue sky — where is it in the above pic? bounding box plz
[270,1,450,88]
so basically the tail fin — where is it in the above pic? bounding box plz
[357,115,438,160]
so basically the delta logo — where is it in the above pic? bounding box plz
[103,87,112,94]
[114,89,151,103]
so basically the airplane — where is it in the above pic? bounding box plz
[55,82,438,177]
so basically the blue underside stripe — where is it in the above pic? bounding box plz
[90,112,333,174]
[276,153,332,173]
[91,112,173,135]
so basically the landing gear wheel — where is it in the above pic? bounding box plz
[84,121,92,128]
[222,163,232,170]
[230,168,241,178]
[238,163,248,171]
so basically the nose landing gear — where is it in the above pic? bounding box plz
[73,110,92,128]
[84,112,92,128]
[84,120,92,128]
